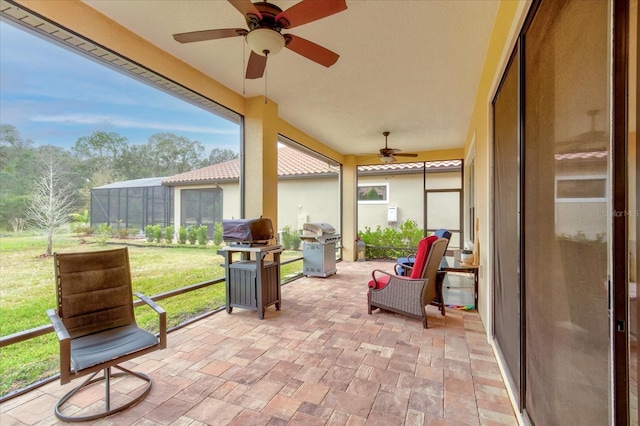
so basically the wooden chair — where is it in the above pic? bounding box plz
[368,237,448,328]
[47,247,166,422]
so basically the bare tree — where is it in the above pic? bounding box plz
[26,158,76,256]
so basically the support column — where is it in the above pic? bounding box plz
[243,97,279,230]
[342,155,358,260]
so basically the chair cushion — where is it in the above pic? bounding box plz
[434,229,452,240]
[368,275,390,290]
[410,236,438,279]
[70,324,159,371]
[396,257,413,276]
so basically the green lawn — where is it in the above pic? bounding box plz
[0,233,302,397]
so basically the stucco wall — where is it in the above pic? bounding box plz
[278,177,340,232]
[357,171,462,247]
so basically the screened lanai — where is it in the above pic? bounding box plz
[91,177,174,233]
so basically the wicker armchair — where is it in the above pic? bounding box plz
[395,229,452,276]
[368,237,448,328]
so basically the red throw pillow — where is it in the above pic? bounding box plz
[410,236,438,279]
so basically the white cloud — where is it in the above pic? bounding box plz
[30,114,237,135]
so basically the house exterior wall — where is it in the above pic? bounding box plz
[357,171,461,243]
[219,182,241,220]
[463,0,529,331]
[172,182,240,237]
[278,177,340,232]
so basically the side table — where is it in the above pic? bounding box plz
[218,245,283,319]
[439,256,479,309]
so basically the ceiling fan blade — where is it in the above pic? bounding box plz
[284,34,339,67]
[227,0,263,20]
[246,50,267,79]
[395,153,419,157]
[276,0,347,29]
[173,28,246,43]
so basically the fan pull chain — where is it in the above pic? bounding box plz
[264,51,268,104]
[242,38,246,95]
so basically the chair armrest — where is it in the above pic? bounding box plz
[46,308,70,341]
[371,268,393,286]
[46,308,71,383]
[134,292,167,349]
[394,262,415,276]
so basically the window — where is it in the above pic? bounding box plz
[555,176,607,202]
[357,183,389,204]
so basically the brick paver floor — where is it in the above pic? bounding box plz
[1,260,517,425]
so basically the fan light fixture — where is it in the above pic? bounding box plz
[246,28,285,56]
[380,155,397,164]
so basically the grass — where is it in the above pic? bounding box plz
[0,233,303,397]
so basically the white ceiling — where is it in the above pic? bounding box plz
[83,0,500,158]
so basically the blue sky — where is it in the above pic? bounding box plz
[0,21,240,154]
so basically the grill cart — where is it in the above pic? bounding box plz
[301,222,340,277]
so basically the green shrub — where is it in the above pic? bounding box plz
[113,227,132,239]
[94,224,112,246]
[213,222,223,245]
[291,232,301,251]
[144,225,155,242]
[165,226,174,244]
[72,225,92,235]
[178,226,188,244]
[358,220,425,259]
[399,219,423,247]
[69,210,89,234]
[279,226,302,251]
[281,226,292,250]
[187,226,197,245]
[196,225,208,245]
[152,225,162,243]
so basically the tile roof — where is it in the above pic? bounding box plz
[162,145,338,185]
[555,150,608,160]
[162,148,463,186]
[357,159,462,172]
[162,158,241,185]
[277,146,339,177]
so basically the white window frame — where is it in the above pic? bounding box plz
[357,182,390,204]
[555,175,607,202]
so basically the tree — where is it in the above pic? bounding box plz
[206,148,239,166]
[145,133,205,176]
[72,132,129,207]
[26,157,76,256]
[72,131,128,166]
[0,125,36,230]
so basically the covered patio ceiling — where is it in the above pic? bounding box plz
[82,0,500,158]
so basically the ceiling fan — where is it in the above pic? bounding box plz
[375,131,418,163]
[172,0,347,79]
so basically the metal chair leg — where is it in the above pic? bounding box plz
[54,365,152,422]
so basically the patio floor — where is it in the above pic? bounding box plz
[1,260,517,426]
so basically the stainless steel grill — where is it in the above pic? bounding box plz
[301,223,340,277]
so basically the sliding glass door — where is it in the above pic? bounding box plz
[491,0,632,422]
[492,48,521,405]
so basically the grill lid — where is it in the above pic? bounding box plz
[302,223,335,238]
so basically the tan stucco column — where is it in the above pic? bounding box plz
[342,155,358,260]
[244,97,279,229]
